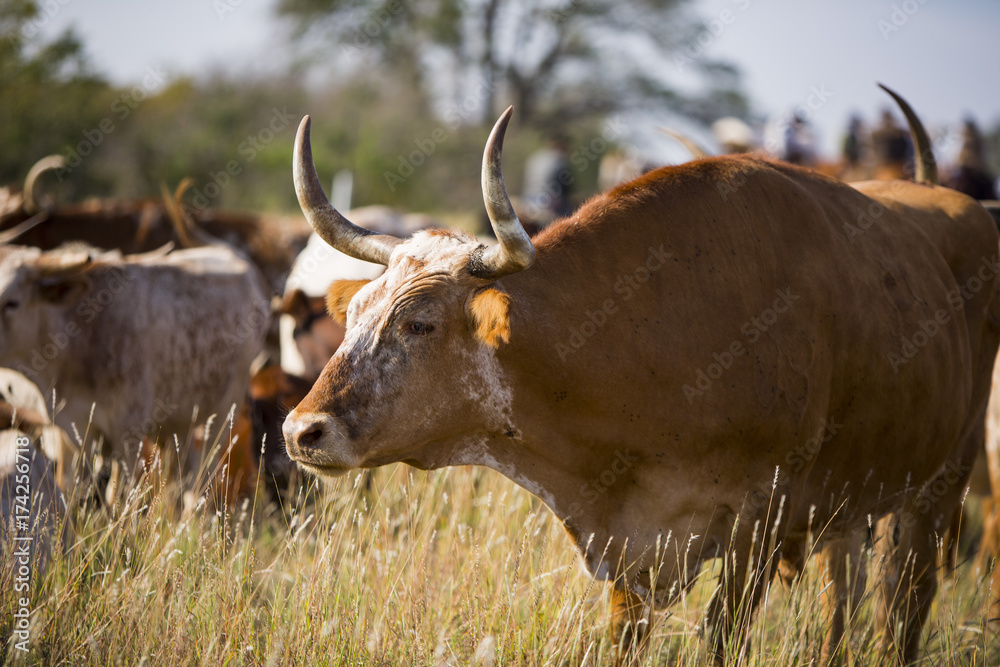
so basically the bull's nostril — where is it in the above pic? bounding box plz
[298,425,324,448]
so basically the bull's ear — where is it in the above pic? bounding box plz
[467,288,511,349]
[38,275,90,304]
[326,279,370,325]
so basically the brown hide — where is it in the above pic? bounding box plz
[286,155,999,663]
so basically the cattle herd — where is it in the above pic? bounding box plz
[3,85,1000,665]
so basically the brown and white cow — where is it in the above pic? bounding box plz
[282,90,998,664]
[0,243,269,483]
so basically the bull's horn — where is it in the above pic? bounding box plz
[23,155,65,214]
[657,127,709,159]
[293,116,401,265]
[35,250,92,275]
[878,83,939,186]
[161,179,198,248]
[126,241,175,262]
[470,106,535,280]
[0,212,48,245]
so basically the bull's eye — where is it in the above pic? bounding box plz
[408,321,434,336]
[2,300,18,311]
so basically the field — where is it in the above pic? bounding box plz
[2,443,999,667]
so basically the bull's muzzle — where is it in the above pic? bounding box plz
[283,412,324,450]
[282,411,351,476]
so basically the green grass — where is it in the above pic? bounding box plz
[3,460,999,666]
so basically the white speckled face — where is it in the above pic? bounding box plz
[283,229,519,474]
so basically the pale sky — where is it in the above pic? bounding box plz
[35,0,1000,162]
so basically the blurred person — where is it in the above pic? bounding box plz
[946,118,997,200]
[785,113,817,166]
[598,147,647,192]
[840,114,872,181]
[764,112,817,167]
[521,132,572,228]
[711,117,756,154]
[871,108,912,180]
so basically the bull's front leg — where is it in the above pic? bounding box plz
[610,586,651,666]
[702,531,775,666]
[818,533,867,665]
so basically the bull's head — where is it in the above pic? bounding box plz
[0,247,93,362]
[283,108,535,475]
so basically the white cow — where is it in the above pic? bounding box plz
[0,244,269,478]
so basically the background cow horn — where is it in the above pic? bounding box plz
[23,155,65,214]
[657,127,710,159]
[35,250,92,275]
[294,116,401,265]
[0,212,48,245]
[470,106,535,280]
[161,178,220,249]
[878,83,939,186]
[126,241,175,262]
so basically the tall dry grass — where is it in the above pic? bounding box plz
[2,447,999,666]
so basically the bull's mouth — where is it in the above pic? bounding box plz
[282,410,361,476]
[295,460,352,478]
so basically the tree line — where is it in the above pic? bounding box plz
[4,0,753,220]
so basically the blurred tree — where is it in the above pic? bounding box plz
[0,0,114,193]
[276,0,747,130]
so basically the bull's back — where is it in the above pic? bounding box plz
[518,157,996,524]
